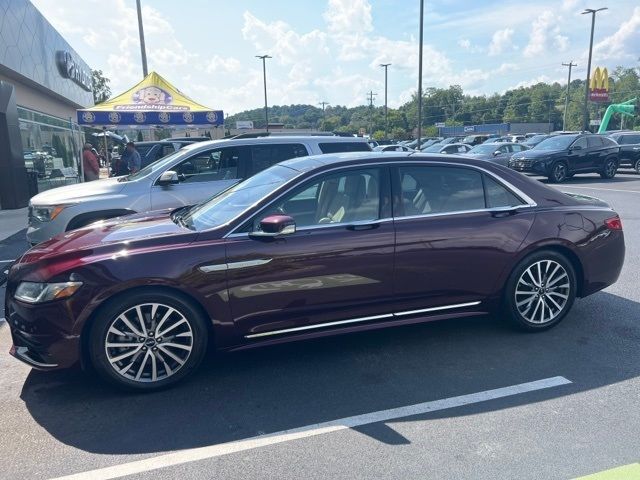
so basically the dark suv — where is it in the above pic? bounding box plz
[609,132,640,173]
[507,133,620,183]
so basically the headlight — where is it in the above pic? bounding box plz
[14,281,83,304]
[30,205,72,222]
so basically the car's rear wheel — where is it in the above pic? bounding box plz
[634,159,640,174]
[600,158,618,179]
[548,161,568,183]
[89,290,208,391]
[503,250,577,331]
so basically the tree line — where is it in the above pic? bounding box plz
[225,65,640,139]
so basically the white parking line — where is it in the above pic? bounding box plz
[560,185,640,194]
[50,376,571,480]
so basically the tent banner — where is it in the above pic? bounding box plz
[77,110,223,126]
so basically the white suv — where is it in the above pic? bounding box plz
[27,136,371,245]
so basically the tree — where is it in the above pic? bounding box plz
[92,70,112,104]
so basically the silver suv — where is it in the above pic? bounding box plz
[27,136,371,245]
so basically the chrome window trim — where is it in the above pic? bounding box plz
[223,159,537,238]
[226,217,395,239]
[244,300,482,339]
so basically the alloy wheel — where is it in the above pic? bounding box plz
[604,160,617,178]
[104,303,194,383]
[514,260,570,324]
[634,159,640,174]
[552,163,567,183]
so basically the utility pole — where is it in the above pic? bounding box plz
[380,63,391,139]
[367,91,377,136]
[417,0,424,144]
[136,0,148,77]
[256,55,272,131]
[582,7,607,132]
[562,61,577,131]
[318,101,329,131]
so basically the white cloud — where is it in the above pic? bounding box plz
[458,38,472,50]
[524,11,570,57]
[593,6,640,61]
[323,0,373,35]
[488,28,514,56]
[205,55,242,74]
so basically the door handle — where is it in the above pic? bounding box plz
[489,206,518,218]
[346,222,380,231]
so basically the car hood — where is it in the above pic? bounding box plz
[11,209,196,281]
[29,177,126,205]
[514,149,563,159]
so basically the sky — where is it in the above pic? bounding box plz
[31,0,640,114]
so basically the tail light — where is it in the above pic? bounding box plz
[605,216,622,230]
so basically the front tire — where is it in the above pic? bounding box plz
[548,161,568,183]
[88,290,208,391]
[634,158,640,174]
[503,250,577,331]
[600,158,618,179]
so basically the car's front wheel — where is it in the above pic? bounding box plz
[600,158,618,179]
[503,250,577,331]
[548,161,568,183]
[634,158,640,174]
[89,290,208,391]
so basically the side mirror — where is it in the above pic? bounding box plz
[493,150,501,156]
[157,170,179,186]
[250,214,296,238]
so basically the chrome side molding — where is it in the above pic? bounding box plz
[245,301,482,339]
[200,258,272,273]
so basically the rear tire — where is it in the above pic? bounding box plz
[88,289,208,391]
[600,158,618,179]
[547,161,568,183]
[503,250,577,331]
[634,159,640,174]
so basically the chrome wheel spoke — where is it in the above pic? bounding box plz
[105,302,194,383]
[515,260,570,324]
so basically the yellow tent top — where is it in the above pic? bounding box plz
[78,71,223,126]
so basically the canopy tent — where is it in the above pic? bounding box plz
[77,71,223,127]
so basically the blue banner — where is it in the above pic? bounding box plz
[77,110,224,126]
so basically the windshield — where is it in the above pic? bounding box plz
[525,135,548,145]
[534,135,577,151]
[468,144,499,154]
[121,143,202,181]
[180,165,299,231]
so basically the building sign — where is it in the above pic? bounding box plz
[55,50,92,92]
[236,120,254,129]
[464,126,475,133]
[589,67,609,103]
[435,122,446,127]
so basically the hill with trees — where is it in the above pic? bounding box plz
[225,66,640,139]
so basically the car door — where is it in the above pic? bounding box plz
[617,135,640,166]
[492,145,511,166]
[224,166,395,340]
[587,135,605,171]
[391,164,536,313]
[567,136,590,171]
[150,145,247,210]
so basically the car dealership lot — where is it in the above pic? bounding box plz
[1,172,640,480]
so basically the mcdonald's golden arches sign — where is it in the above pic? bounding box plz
[589,67,609,102]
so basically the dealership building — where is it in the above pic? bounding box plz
[0,0,93,209]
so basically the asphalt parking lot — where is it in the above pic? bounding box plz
[1,171,639,480]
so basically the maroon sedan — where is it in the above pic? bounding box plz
[5,153,625,390]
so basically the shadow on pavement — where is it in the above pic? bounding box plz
[19,290,640,454]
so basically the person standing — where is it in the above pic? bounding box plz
[125,141,141,174]
[82,143,100,181]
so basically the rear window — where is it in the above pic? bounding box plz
[319,142,371,154]
[619,135,640,145]
[601,136,620,147]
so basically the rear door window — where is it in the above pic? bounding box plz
[319,142,371,154]
[620,135,640,145]
[248,143,308,176]
[483,175,524,208]
[572,137,588,150]
[587,136,603,148]
[174,146,242,183]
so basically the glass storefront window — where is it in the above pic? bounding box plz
[18,107,84,193]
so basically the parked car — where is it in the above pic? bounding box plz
[483,136,514,144]
[608,131,640,173]
[522,134,550,149]
[462,134,493,146]
[26,136,371,245]
[465,142,529,166]
[6,153,625,390]
[135,139,206,169]
[421,143,472,154]
[373,145,414,152]
[525,132,544,139]
[419,140,442,151]
[508,134,620,183]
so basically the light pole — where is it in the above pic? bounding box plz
[380,63,391,139]
[318,102,329,131]
[582,7,607,132]
[136,0,148,77]
[256,55,272,131]
[417,0,424,144]
[562,61,577,131]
